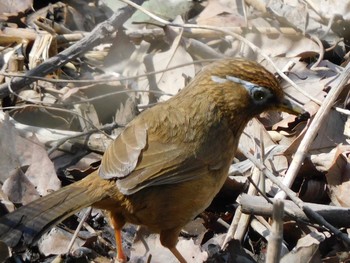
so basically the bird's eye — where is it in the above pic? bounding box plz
[252,88,266,101]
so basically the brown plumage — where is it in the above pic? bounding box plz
[0,58,304,262]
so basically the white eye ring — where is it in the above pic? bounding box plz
[252,88,266,101]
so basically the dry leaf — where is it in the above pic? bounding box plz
[144,30,195,101]
[281,231,324,263]
[0,115,60,198]
[131,232,207,263]
[0,0,32,16]
[196,0,246,26]
[319,145,350,207]
[38,227,85,256]
[2,167,39,205]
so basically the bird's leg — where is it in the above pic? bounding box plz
[109,213,127,263]
[169,247,187,263]
[114,228,126,262]
[160,228,187,263]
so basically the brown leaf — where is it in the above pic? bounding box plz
[321,145,350,207]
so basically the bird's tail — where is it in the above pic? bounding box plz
[0,170,112,248]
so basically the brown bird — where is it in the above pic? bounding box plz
[0,58,303,262]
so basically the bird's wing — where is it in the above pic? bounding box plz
[98,117,209,195]
[99,122,148,180]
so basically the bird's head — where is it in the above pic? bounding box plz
[196,58,305,120]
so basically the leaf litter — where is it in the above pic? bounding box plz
[0,0,350,262]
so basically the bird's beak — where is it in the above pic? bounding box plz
[278,98,305,115]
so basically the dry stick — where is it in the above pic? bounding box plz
[221,206,242,250]
[265,200,284,263]
[242,150,350,246]
[240,194,350,227]
[233,167,260,241]
[0,0,145,99]
[222,167,260,248]
[67,207,92,254]
[47,122,119,155]
[275,61,350,199]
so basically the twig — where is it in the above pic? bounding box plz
[222,166,260,247]
[240,194,350,227]
[47,122,119,155]
[2,104,108,137]
[67,207,92,254]
[221,206,242,249]
[309,35,325,70]
[0,111,116,153]
[266,200,284,263]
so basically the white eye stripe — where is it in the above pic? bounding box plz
[211,75,272,103]
[211,75,261,92]
[225,75,257,90]
[211,75,228,84]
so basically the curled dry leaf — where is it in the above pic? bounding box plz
[281,231,324,263]
[317,145,350,207]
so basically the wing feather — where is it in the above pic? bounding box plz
[98,102,234,195]
[99,123,147,179]
[98,116,206,195]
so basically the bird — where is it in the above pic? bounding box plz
[0,58,304,262]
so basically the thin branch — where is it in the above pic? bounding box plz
[266,200,284,263]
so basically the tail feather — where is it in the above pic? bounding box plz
[0,171,110,248]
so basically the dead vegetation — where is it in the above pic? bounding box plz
[0,0,350,262]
